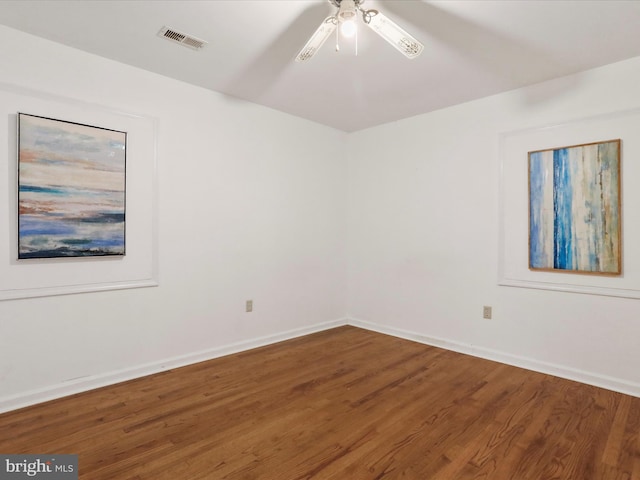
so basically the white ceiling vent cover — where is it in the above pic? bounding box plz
[157,26,207,50]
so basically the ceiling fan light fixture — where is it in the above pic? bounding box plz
[338,0,358,38]
[340,19,357,38]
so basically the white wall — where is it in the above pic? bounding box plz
[0,25,348,411]
[3,24,640,413]
[346,56,640,396]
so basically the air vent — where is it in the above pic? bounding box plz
[157,26,207,50]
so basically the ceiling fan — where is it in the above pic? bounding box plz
[296,0,424,62]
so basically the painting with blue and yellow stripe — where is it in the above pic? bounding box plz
[528,140,621,275]
[18,113,126,259]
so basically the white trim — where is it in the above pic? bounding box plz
[348,317,640,398]
[0,81,159,301]
[0,318,348,414]
[0,279,159,301]
[497,107,640,299]
[497,278,640,300]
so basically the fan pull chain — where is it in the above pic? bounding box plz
[355,22,358,56]
[335,20,340,52]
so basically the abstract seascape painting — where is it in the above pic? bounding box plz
[528,139,621,275]
[18,113,126,259]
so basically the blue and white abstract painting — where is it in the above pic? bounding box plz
[529,140,620,274]
[18,113,126,259]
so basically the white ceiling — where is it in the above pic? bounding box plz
[1,0,640,132]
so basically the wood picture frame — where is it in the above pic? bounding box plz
[528,139,621,275]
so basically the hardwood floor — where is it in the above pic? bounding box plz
[1,326,639,479]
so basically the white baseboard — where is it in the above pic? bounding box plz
[348,317,640,398]
[4,316,637,414]
[0,318,349,414]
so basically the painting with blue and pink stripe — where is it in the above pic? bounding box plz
[18,113,126,259]
[528,139,621,275]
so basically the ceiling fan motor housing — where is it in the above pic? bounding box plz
[337,0,358,23]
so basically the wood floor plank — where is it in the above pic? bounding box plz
[1,325,639,479]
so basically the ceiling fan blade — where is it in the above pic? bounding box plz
[295,16,337,62]
[363,10,424,59]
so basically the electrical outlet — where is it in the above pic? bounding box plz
[246,300,253,313]
[483,306,492,319]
